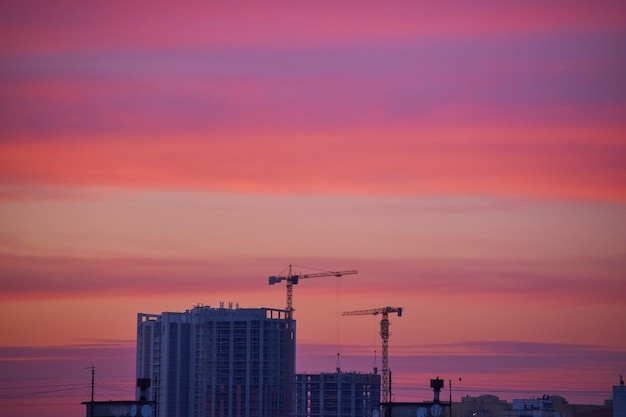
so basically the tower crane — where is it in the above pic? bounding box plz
[269,265,358,316]
[268,265,357,416]
[342,306,403,403]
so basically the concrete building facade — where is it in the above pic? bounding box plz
[295,371,381,417]
[136,304,295,417]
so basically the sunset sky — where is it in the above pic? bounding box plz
[1,2,625,416]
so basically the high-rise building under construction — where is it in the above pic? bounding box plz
[136,304,295,417]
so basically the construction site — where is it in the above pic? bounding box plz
[83,265,621,417]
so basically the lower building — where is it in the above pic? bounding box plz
[512,396,561,417]
[295,370,381,417]
[82,400,156,417]
[382,378,450,417]
[136,304,295,417]
[457,394,508,417]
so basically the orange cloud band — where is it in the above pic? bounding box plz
[1,127,624,201]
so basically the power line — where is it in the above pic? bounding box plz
[0,386,85,400]
[0,401,83,407]
[0,382,87,390]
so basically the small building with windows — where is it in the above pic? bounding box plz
[295,370,381,417]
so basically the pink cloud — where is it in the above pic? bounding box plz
[2,2,625,54]
[0,254,278,300]
[1,254,623,306]
[2,3,623,205]
[1,128,623,201]
[3,44,623,135]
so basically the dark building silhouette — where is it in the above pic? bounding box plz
[136,304,294,417]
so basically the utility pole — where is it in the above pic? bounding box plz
[449,377,461,417]
[85,365,95,417]
[449,379,451,417]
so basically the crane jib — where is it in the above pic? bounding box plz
[268,269,357,286]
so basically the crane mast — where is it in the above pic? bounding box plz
[342,306,403,403]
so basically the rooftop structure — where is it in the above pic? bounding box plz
[82,400,156,417]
